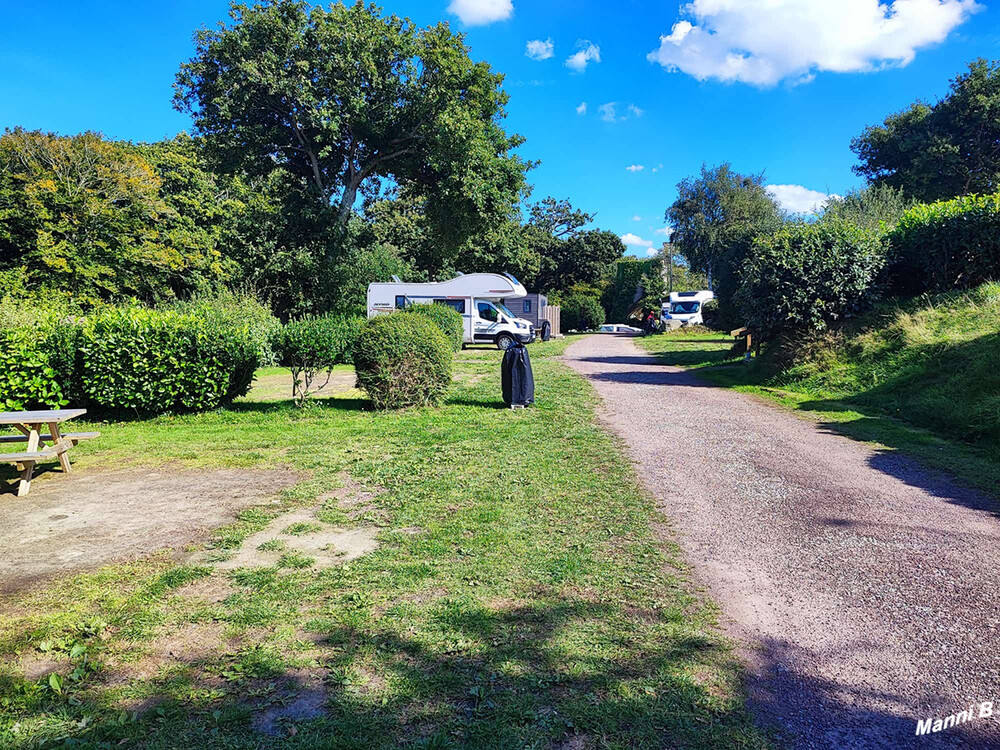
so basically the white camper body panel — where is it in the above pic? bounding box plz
[661,290,715,326]
[366,273,534,349]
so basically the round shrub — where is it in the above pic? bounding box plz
[889,192,1000,294]
[737,219,887,344]
[405,303,464,352]
[81,307,260,413]
[278,315,360,405]
[353,313,452,410]
[561,294,605,331]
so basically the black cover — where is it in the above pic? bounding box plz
[540,319,551,342]
[501,342,535,406]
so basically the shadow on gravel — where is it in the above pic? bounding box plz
[750,636,991,749]
[587,369,719,387]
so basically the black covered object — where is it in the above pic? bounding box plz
[501,342,535,406]
[540,319,551,342]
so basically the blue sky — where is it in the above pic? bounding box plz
[2,0,998,257]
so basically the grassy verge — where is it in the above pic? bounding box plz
[0,336,769,749]
[637,313,1000,498]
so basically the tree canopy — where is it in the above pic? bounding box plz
[0,129,229,305]
[174,0,528,252]
[666,163,783,325]
[852,59,1000,203]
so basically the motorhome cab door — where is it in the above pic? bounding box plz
[474,299,502,344]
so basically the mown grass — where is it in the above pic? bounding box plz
[637,283,1000,496]
[0,336,769,749]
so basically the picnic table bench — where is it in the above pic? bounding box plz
[0,410,99,497]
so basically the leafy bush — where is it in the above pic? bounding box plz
[888,192,1000,294]
[81,307,260,413]
[168,291,282,365]
[277,315,361,406]
[0,299,85,410]
[353,313,452,409]
[405,303,464,351]
[737,220,887,343]
[561,294,606,331]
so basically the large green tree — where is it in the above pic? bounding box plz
[852,59,1000,202]
[666,163,783,326]
[0,129,229,305]
[174,0,528,251]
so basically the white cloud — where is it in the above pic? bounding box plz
[526,38,554,61]
[632,214,642,222]
[646,248,660,256]
[654,227,672,236]
[576,101,588,115]
[599,102,644,122]
[448,0,513,26]
[766,184,841,214]
[647,0,981,86]
[625,164,645,172]
[621,232,654,248]
[566,41,601,72]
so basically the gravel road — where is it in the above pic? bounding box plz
[563,334,1000,750]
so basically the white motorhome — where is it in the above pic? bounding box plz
[367,273,535,349]
[661,290,715,326]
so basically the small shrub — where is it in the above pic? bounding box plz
[561,294,605,331]
[737,219,887,344]
[81,306,261,413]
[353,313,452,410]
[889,192,1000,294]
[278,315,361,406]
[405,303,464,351]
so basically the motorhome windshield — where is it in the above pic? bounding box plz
[496,302,516,319]
[670,301,701,314]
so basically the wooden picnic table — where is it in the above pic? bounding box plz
[0,409,99,497]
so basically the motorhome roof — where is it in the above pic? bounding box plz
[368,273,527,299]
[669,290,714,303]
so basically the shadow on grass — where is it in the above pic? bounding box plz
[227,397,370,415]
[10,593,773,749]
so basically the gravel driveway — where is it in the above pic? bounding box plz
[563,334,1000,750]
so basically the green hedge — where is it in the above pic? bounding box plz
[737,220,887,342]
[888,193,1000,294]
[168,291,282,366]
[81,307,260,413]
[405,303,464,351]
[353,313,452,409]
[561,294,606,331]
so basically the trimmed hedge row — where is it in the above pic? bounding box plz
[737,220,887,342]
[278,315,363,406]
[0,296,279,415]
[889,193,1000,294]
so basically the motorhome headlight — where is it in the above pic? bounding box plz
[516,321,526,329]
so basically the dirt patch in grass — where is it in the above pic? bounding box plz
[174,574,238,605]
[210,509,378,571]
[0,467,301,594]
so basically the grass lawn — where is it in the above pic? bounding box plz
[637,317,1000,499]
[0,336,769,749]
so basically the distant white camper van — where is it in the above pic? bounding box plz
[661,290,715,326]
[367,273,535,350]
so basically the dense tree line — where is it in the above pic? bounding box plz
[665,58,1000,346]
[1,0,625,321]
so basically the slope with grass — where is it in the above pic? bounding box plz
[0,337,770,749]
[637,283,1000,494]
